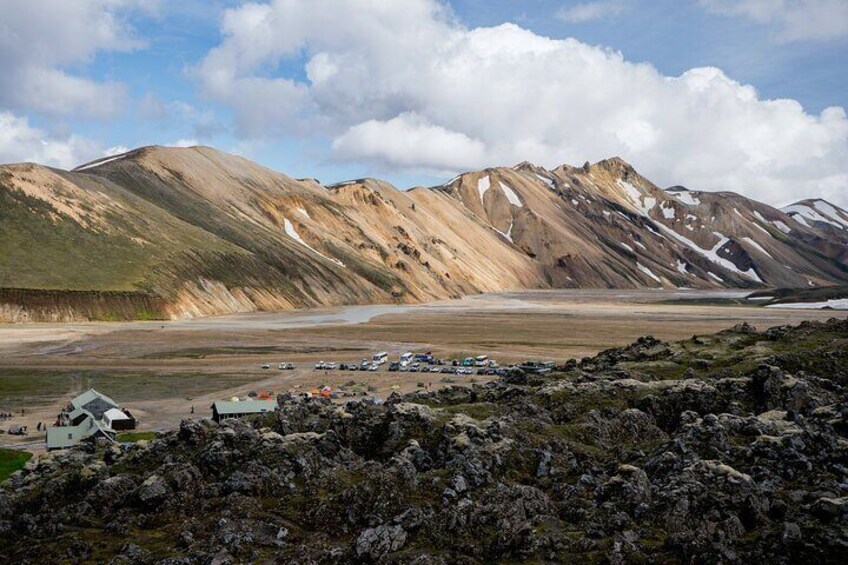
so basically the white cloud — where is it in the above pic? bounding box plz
[555,2,626,23]
[169,138,200,147]
[197,0,848,207]
[0,111,100,169]
[0,0,154,117]
[332,112,487,173]
[105,145,130,156]
[700,0,848,42]
[139,95,225,139]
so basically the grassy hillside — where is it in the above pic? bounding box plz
[0,186,153,291]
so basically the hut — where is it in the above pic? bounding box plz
[46,414,115,451]
[211,399,277,423]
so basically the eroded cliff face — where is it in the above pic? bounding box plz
[0,289,169,323]
[2,145,848,321]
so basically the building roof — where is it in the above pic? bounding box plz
[67,406,88,422]
[103,408,130,421]
[46,417,115,449]
[70,388,118,411]
[213,399,277,416]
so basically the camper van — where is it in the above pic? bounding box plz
[400,352,414,366]
[372,352,389,365]
[475,355,489,367]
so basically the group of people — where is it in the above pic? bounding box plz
[0,411,15,420]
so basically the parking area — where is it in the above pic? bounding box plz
[308,351,517,376]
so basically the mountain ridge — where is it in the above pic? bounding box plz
[2,145,848,321]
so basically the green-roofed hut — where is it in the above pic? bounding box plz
[211,399,277,423]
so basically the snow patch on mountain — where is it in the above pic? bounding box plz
[671,191,701,206]
[658,226,761,282]
[500,180,523,207]
[495,219,514,243]
[75,153,128,172]
[477,175,491,202]
[782,201,848,230]
[767,299,848,310]
[773,220,791,234]
[284,218,345,267]
[534,173,555,189]
[637,263,661,284]
[743,237,771,258]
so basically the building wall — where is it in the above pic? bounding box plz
[111,418,136,431]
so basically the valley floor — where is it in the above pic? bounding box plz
[0,289,842,450]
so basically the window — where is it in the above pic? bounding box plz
[68,433,72,440]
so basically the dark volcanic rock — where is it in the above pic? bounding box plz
[2,318,848,563]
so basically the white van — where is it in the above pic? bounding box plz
[372,352,389,365]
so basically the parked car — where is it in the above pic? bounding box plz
[314,361,326,370]
[278,362,294,370]
[261,363,270,369]
[388,362,400,372]
[368,364,379,372]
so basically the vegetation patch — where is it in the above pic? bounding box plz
[117,431,157,443]
[0,448,32,483]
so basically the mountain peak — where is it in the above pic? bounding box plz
[3,142,848,321]
[781,199,848,231]
[592,156,635,175]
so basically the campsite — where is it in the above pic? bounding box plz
[0,289,841,453]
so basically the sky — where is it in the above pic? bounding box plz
[0,0,846,207]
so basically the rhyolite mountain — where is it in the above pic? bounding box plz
[1,145,847,321]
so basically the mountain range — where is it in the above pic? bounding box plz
[2,145,847,321]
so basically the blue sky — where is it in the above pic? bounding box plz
[1,0,847,206]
